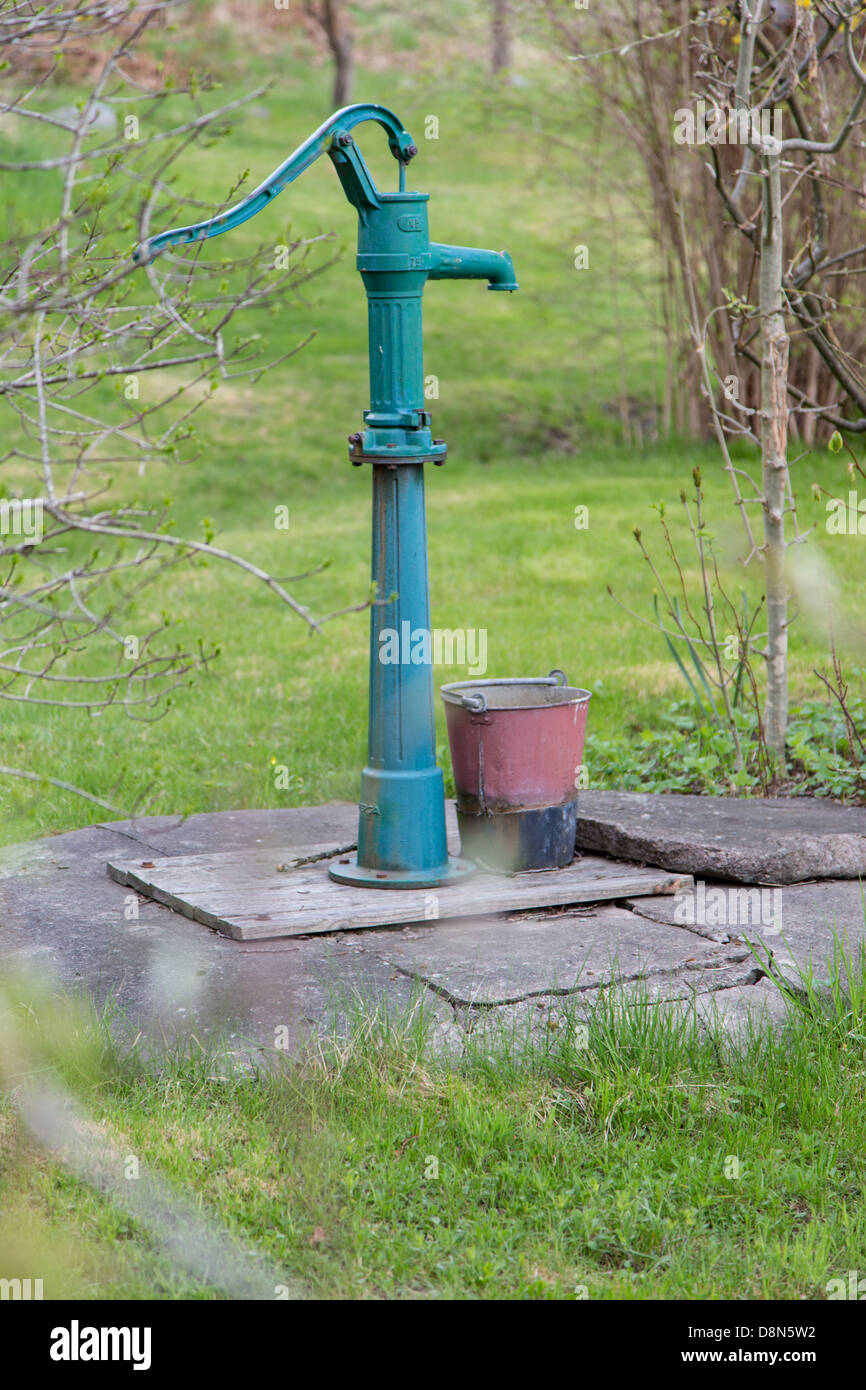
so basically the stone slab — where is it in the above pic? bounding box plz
[461,969,777,1049]
[628,877,866,972]
[695,978,792,1035]
[0,819,451,1057]
[2,801,861,1058]
[578,791,866,884]
[359,906,751,1005]
[97,803,361,861]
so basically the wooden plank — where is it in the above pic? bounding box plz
[107,847,692,941]
[103,842,356,893]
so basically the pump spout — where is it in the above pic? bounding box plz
[428,242,518,292]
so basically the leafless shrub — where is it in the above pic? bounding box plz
[0,2,352,810]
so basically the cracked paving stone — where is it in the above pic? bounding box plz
[362,906,749,1006]
[695,978,793,1035]
[459,995,594,1051]
[0,834,449,1061]
[628,878,866,978]
[461,968,781,1053]
[3,804,851,1059]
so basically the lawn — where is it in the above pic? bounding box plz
[2,954,865,1300]
[1,11,862,844]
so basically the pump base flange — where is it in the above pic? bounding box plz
[348,444,448,467]
[328,854,474,889]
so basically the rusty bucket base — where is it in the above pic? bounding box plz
[458,800,578,873]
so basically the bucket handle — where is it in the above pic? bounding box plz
[461,692,488,712]
[458,669,568,713]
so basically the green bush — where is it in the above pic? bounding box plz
[587,696,866,801]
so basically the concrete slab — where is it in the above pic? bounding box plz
[459,963,772,1049]
[100,803,361,860]
[0,816,452,1057]
[696,978,793,1035]
[629,878,866,978]
[1,802,860,1058]
[359,906,752,1005]
[578,791,866,884]
[0,806,360,880]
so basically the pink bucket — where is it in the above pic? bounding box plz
[441,671,591,870]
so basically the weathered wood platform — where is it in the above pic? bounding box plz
[107,842,692,941]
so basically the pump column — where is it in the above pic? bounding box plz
[329,190,472,888]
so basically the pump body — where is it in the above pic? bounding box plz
[135,104,517,889]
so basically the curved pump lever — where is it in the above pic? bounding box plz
[133,103,419,263]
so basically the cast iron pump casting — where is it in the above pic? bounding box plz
[135,104,517,889]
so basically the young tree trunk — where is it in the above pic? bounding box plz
[491,0,511,75]
[317,0,354,108]
[759,144,790,766]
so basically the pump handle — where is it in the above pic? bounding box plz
[134,103,417,264]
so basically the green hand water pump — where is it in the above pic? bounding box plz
[135,104,517,889]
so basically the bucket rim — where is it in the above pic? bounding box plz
[440,676,592,712]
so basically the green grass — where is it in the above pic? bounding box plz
[2,946,866,1300]
[1,13,864,844]
[2,434,859,841]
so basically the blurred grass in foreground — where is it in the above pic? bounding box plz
[2,937,866,1300]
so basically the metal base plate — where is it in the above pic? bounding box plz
[328,853,475,889]
[349,449,447,467]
